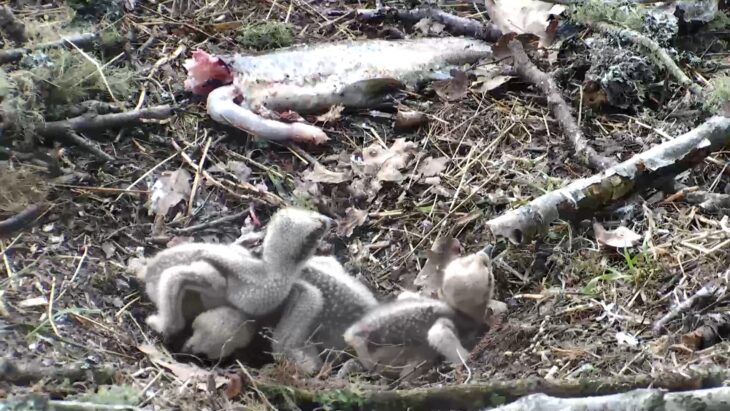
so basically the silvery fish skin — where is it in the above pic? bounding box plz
[184,37,493,144]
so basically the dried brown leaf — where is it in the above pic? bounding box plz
[475,74,513,93]
[362,138,418,183]
[417,156,449,178]
[316,104,345,123]
[493,32,540,59]
[432,69,469,102]
[224,373,243,399]
[148,168,192,217]
[302,163,351,184]
[228,161,253,183]
[484,0,566,47]
[414,17,445,35]
[336,207,368,237]
[101,242,115,259]
[414,237,462,296]
[138,344,226,390]
[593,222,642,249]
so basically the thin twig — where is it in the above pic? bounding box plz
[56,129,114,161]
[652,281,727,335]
[356,5,502,42]
[188,135,212,216]
[174,210,251,235]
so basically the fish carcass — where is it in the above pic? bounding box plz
[184,37,493,145]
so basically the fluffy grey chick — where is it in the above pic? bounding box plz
[182,306,257,360]
[342,296,478,380]
[439,250,495,323]
[341,250,498,380]
[270,256,378,375]
[144,207,332,337]
[135,242,253,334]
[178,255,377,373]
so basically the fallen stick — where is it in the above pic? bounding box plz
[0,203,49,238]
[34,106,173,161]
[486,116,730,245]
[57,129,115,161]
[0,358,115,385]
[508,39,615,171]
[0,32,101,65]
[653,280,727,335]
[0,396,140,411]
[253,366,730,411]
[490,387,730,411]
[356,6,502,43]
[37,105,174,136]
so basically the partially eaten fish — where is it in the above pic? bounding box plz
[184,37,493,144]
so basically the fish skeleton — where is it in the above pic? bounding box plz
[184,37,493,144]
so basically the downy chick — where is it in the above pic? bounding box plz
[270,256,378,374]
[439,251,495,323]
[142,207,332,337]
[133,242,253,327]
[182,306,257,360]
[183,256,378,373]
[343,250,495,380]
[342,296,475,380]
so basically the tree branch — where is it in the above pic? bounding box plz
[356,6,502,43]
[486,116,730,245]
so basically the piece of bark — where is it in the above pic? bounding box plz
[356,6,502,43]
[486,116,730,245]
[508,39,615,171]
[489,387,730,411]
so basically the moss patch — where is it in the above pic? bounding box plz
[238,21,294,51]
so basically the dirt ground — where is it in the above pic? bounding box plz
[1,0,730,410]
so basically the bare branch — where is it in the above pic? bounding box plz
[38,105,174,136]
[486,116,730,245]
[491,387,730,411]
[356,5,502,42]
[0,203,49,238]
